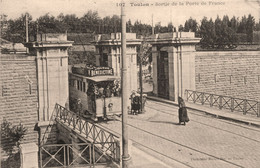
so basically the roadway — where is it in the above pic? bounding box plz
[99,99,260,168]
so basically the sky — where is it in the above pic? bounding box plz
[1,0,259,26]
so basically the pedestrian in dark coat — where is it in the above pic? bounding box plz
[76,98,83,117]
[178,97,189,125]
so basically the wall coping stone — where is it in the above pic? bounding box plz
[38,121,54,127]
[20,143,38,153]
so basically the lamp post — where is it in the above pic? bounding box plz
[121,2,131,167]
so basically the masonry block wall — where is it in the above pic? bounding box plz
[195,51,260,101]
[0,54,38,153]
[39,124,59,145]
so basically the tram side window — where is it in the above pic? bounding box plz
[69,80,72,86]
[74,80,77,89]
[79,81,82,91]
[77,80,80,90]
[83,82,86,92]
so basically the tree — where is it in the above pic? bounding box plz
[154,22,161,34]
[102,16,112,33]
[127,19,132,32]
[178,25,184,32]
[137,39,152,112]
[110,15,121,33]
[80,10,101,33]
[238,15,247,33]
[184,17,198,33]
[214,15,222,45]
[1,120,27,168]
[199,17,216,48]
[167,22,174,32]
[57,13,81,33]
[255,19,260,31]
[37,13,65,33]
[0,14,9,37]
[4,13,34,42]
[230,16,239,32]
[246,14,255,43]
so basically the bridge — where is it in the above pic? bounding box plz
[39,104,120,168]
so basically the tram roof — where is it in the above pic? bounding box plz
[70,72,120,82]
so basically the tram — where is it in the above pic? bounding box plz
[69,64,121,121]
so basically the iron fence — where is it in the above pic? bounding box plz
[185,90,260,117]
[54,104,120,162]
[40,142,120,168]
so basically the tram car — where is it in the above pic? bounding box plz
[69,64,121,121]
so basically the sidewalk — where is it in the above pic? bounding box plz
[108,95,260,168]
[127,140,174,168]
[147,95,260,128]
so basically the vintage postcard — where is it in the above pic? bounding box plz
[1,0,259,168]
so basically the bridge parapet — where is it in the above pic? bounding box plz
[54,104,120,163]
[39,104,121,167]
[54,104,120,143]
[40,142,120,167]
[185,90,260,117]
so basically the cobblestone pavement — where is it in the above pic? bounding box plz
[100,100,260,168]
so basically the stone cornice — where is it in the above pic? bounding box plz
[23,41,74,48]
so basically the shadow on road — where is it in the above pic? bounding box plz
[149,120,179,125]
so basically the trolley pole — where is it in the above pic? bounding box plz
[152,14,154,35]
[121,2,131,168]
[25,13,29,53]
[139,44,143,113]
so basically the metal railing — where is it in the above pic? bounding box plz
[53,104,120,163]
[185,90,260,117]
[40,142,120,168]
[54,104,119,143]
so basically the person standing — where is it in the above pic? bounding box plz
[178,97,189,125]
[76,98,83,117]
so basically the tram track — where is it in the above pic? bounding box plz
[101,117,246,168]
[99,100,259,168]
[148,100,260,133]
[99,122,195,168]
[145,104,260,144]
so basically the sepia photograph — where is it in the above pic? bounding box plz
[0,0,260,167]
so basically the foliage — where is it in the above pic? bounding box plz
[68,51,96,65]
[1,120,27,168]
[178,25,184,32]
[137,39,152,66]
[1,119,27,155]
[1,11,259,48]
[184,17,198,33]
[198,14,257,49]
[132,20,152,36]
[199,17,216,49]
[1,48,9,54]
[1,152,20,168]
[167,22,174,32]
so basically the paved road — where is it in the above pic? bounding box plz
[100,100,260,168]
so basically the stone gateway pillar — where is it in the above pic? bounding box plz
[24,34,73,122]
[147,32,200,102]
[24,34,73,143]
[92,33,141,97]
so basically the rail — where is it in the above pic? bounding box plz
[40,142,120,168]
[54,104,119,143]
[50,104,120,166]
[185,90,260,117]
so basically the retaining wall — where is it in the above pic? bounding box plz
[195,51,260,101]
[0,54,39,155]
